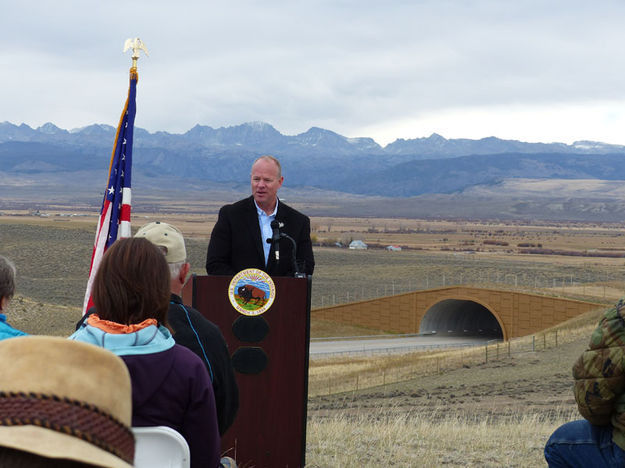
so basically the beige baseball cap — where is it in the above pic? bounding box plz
[134,221,187,263]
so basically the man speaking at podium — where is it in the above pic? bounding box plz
[206,155,315,277]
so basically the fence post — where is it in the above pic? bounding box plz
[555,330,558,347]
[485,344,488,363]
[508,340,511,357]
[532,335,535,352]
[496,342,499,359]
[543,334,546,350]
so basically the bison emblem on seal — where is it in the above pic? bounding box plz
[237,284,267,305]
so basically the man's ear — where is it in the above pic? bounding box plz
[179,262,191,283]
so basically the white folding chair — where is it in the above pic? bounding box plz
[133,426,191,468]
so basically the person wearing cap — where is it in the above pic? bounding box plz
[135,220,239,436]
[0,255,27,340]
[70,238,221,468]
[0,335,134,467]
[205,155,315,277]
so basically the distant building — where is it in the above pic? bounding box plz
[30,210,49,217]
[349,240,368,250]
[386,245,402,251]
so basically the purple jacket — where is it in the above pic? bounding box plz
[70,322,220,468]
[122,346,221,468]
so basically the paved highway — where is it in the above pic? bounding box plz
[309,334,491,359]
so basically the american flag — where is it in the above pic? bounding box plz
[82,67,137,314]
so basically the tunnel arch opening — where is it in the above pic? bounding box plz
[419,299,503,339]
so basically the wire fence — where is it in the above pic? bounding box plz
[307,324,595,397]
[312,273,624,309]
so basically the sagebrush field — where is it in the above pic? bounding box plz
[2,211,625,311]
[1,212,622,466]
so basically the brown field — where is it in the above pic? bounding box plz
[6,207,625,251]
[2,209,625,313]
[1,211,623,466]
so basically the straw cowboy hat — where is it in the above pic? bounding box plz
[0,335,134,467]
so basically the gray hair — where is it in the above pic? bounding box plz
[0,256,16,300]
[168,261,185,279]
[156,245,185,280]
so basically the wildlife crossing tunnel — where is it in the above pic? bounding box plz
[312,286,602,341]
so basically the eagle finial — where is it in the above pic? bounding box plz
[123,38,149,68]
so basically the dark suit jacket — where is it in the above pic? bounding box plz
[205,196,315,276]
[168,294,238,436]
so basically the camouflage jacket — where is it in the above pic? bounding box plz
[573,299,625,450]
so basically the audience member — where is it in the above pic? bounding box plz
[544,298,625,467]
[0,255,27,340]
[0,335,134,467]
[135,220,239,435]
[69,238,221,468]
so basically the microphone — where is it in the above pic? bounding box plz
[270,220,282,262]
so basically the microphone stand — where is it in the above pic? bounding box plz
[267,232,305,278]
[280,232,306,278]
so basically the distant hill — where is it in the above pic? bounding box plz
[3,121,625,221]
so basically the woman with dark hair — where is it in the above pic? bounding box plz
[70,238,221,468]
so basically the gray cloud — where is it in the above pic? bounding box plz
[2,0,625,144]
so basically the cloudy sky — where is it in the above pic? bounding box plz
[2,0,625,146]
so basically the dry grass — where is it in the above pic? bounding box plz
[7,295,82,337]
[306,408,578,467]
[306,307,606,467]
[549,283,625,301]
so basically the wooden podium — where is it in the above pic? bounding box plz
[182,274,312,468]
